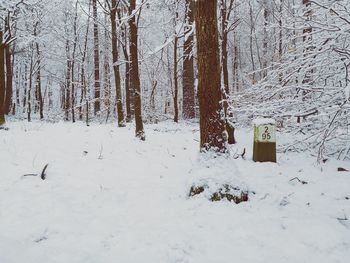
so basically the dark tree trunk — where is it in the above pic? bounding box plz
[23,63,27,111]
[93,0,101,115]
[34,22,44,120]
[35,44,44,120]
[65,39,71,121]
[4,42,12,115]
[194,0,227,152]
[182,0,195,119]
[27,51,34,122]
[111,0,125,127]
[0,31,5,125]
[4,18,13,116]
[129,0,145,140]
[173,28,179,123]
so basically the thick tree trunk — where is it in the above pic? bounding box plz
[111,0,125,127]
[182,0,195,119]
[93,0,101,115]
[129,0,145,140]
[194,0,227,152]
[0,31,5,125]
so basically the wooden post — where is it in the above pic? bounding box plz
[253,118,276,162]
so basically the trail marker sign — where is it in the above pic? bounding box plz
[253,118,277,163]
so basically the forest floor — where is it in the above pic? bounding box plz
[0,120,349,263]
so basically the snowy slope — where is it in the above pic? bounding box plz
[0,121,349,263]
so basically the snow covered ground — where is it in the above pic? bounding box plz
[0,121,349,263]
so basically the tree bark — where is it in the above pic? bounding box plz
[121,23,132,122]
[173,34,179,123]
[302,0,313,100]
[111,0,125,127]
[4,19,13,115]
[93,0,101,115]
[262,0,269,78]
[129,0,145,140]
[34,22,44,120]
[0,31,5,125]
[220,0,236,144]
[194,0,227,152]
[182,0,195,119]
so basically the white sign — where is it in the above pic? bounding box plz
[255,124,276,143]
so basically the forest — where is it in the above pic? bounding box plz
[0,0,349,262]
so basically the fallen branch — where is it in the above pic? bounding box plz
[290,177,308,185]
[23,163,49,180]
[41,164,49,180]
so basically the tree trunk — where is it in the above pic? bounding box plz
[262,0,269,79]
[71,2,78,123]
[79,0,91,122]
[27,51,34,122]
[248,2,256,83]
[173,34,179,123]
[121,23,132,122]
[93,0,101,115]
[129,0,145,140]
[0,31,5,125]
[182,0,195,119]
[194,0,227,152]
[65,39,71,121]
[111,0,125,127]
[23,63,27,112]
[302,0,313,100]
[173,2,179,123]
[4,30,13,115]
[232,2,239,92]
[35,43,44,120]
[220,0,236,144]
[34,22,44,120]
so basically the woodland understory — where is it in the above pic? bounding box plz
[0,0,349,161]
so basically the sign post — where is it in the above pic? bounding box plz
[253,118,276,163]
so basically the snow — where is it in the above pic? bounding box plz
[345,85,350,100]
[0,121,349,263]
[252,118,276,126]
